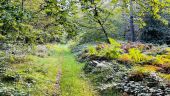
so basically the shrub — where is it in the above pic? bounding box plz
[0,62,6,76]
[0,34,6,41]
[34,45,48,57]
[46,44,53,49]
[24,75,36,84]
[14,55,33,64]
[109,38,121,48]
[7,55,33,64]
[97,44,122,59]
[87,45,97,55]
[86,40,122,60]
[8,55,15,64]
[0,86,27,96]
[164,47,170,56]
[0,51,7,76]
[2,69,20,82]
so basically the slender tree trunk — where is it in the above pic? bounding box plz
[94,6,111,44]
[21,0,25,23]
[97,19,111,44]
[79,0,110,44]
[22,0,24,11]
[130,0,135,41]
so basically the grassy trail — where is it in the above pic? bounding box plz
[8,44,96,96]
[55,45,96,96]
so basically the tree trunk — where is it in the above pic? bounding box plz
[22,0,24,11]
[21,0,25,23]
[97,19,111,44]
[94,6,110,44]
[130,0,136,42]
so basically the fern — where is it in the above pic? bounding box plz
[129,48,145,63]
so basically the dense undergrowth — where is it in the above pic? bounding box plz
[82,39,170,77]
[72,38,170,96]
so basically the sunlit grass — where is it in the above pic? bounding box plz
[10,53,59,95]
[55,45,97,96]
[6,44,97,96]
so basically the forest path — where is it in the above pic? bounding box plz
[9,44,97,96]
[54,44,97,96]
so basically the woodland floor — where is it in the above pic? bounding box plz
[5,44,97,96]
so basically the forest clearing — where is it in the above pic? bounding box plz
[1,0,170,96]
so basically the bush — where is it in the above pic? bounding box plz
[86,39,122,60]
[0,51,7,76]
[0,86,27,96]
[87,45,97,55]
[97,44,122,59]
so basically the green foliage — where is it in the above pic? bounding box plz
[0,51,6,76]
[87,39,122,60]
[135,0,170,44]
[0,34,5,40]
[43,0,79,40]
[76,0,125,44]
[109,38,121,47]
[88,45,97,55]
[128,48,146,63]
[119,47,152,64]
[159,74,170,81]
[98,44,122,59]
[0,0,74,44]
[133,65,160,73]
[0,86,27,96]
[0,0,33,43]
[152,55,170,65]
[118,53,132,63]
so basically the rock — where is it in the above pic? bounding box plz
[93,61,109,68]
